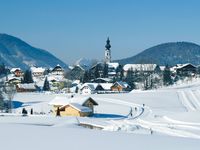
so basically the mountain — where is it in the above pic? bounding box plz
[117,42,200,66]
[0,33,67,70]
[74,58,98,70]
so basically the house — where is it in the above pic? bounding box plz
[89,62,104,78]
[80,83,96,95]
[107,62,119,78]
[30,67,45,77]
[67,65,85,80]
[10,68,23,77]
[16,83,37,92]
[111,81,130,92]
[123,64,158,76]
[172,63,197,76]
[49,96,98,117]
[51,64,64,76]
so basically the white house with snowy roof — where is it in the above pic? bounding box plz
[51,64,64,76]
[30,67,45,77]
[123,64,159,76]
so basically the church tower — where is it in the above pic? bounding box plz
[104,37,111,63]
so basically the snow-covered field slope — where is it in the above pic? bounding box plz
[2,79,200,149]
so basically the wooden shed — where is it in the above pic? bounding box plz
[111,81,130,92]
[49,96,98,117]
[59,103,92,117]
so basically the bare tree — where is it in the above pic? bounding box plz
[3,83,16,113]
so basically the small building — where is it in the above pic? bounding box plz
[111,81,130,92]
[49,96,98,117]
[80,83,96,95]
[51,64,64,76]
[59,103,92,117]
[16,83,37,92]
[10,68,23,77]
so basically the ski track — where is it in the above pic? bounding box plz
[91,95,200,139]
[178,91,196,111]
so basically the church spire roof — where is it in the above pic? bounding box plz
[105,37,111,50]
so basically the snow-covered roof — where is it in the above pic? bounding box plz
[170,63,196,72]
[80,82,114,91]
[108,72,116,75]
[17,83,36,89]
[80,83,96,91]
[10,68,21,73]
[30,67,45,73]
[99,83,113,90]
[49,96,98,106]
[52,64,63,72]
[176,63,196,69]
[113,81,129,88]
[108,62,119,69]
[68,103,92,112]
[123,64,157,72]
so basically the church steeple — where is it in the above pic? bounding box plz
[105,37,111,50]
[104,37,111,63]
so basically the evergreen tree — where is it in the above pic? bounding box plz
[23,70,33,83]
[75,86,79,93]
[125,68,136,90]
[94,64,101,79]
[0,63,6,75]
[0,90,4,111]
[103,63,108,78]
[82,70,91,83]
[163,65,173,86]
[43,77,50,91]
[116,64,124,81]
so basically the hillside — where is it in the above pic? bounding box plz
[0,34,67,69]
[117,42,200,66]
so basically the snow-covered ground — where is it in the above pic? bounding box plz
[2,79,200,149]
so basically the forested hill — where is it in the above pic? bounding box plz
[117,42,200,66]
[0,33,67,69]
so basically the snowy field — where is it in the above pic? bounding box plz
[2,80,200,149]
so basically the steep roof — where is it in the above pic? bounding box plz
[68,103,92,112]
[112,81,129,88]
[10,68,21,73]
[49,96,98,106]
[80,83,96,91]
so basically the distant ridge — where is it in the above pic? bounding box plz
[0,33,67,69]
[117,42,200,66]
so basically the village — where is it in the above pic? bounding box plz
[0,38,200,118]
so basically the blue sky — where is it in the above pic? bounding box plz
[1,0,200,64]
